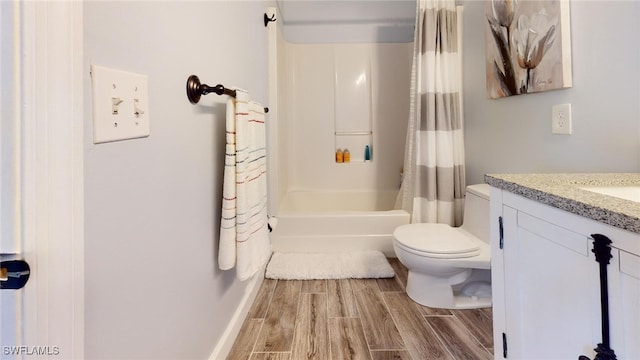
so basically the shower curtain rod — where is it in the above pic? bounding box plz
[186,75,269,113]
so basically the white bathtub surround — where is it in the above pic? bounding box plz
[275,42,412,195]
[397,1,466,226]
[280,189,399,212]
[271,190,410,256]
[265,250,395,280]
[219,90,271,281]
[267,9,413,261]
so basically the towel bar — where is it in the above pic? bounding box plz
[186,75,269,113]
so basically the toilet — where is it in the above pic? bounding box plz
[393,184,491,309]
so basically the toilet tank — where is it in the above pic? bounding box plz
[461,183,491,244]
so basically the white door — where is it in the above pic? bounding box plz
[1,1,84,358]
[1,1,23,356]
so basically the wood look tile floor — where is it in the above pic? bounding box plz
[227,258,493,360]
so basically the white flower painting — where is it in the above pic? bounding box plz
[485,0,572,99]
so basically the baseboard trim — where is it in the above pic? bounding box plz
[208,269,265,360]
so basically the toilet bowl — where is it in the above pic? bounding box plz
[393,184,492,309]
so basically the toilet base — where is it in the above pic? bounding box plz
[405,269,492,310]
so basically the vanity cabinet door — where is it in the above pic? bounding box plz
[610,249,640,358]
[500,208,602,359]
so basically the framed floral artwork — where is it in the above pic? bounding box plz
[485,0,572,99]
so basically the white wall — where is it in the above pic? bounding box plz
[280,42,412,193]
[83,2,268,359]
[462,0,640,185]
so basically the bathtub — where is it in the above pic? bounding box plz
[271,190,410,256]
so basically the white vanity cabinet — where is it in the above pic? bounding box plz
[490,187,640,360]
[616,250,640,358]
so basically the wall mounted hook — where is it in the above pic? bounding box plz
[264,13,276,27]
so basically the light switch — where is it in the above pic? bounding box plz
[91,65,150,143]
[111,97,123,115]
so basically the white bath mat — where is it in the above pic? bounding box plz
[265,250,395,280]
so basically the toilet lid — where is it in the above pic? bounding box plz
[393,223,480,258]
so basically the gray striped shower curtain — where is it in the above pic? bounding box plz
[396,0,466,226]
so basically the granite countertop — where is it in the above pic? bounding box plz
[484,173,640,234]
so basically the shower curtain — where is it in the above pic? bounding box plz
[396,0,466,226]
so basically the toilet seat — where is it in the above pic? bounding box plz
[393,223,480,259]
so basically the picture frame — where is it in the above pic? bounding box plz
[485,0,573,99]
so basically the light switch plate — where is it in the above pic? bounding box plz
[91,65,150,143]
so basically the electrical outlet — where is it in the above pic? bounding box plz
[91,65,150,143]
[552,103,572,135]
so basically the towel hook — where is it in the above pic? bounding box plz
[264,13,276,27]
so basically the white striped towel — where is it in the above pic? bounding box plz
[218,89,271,281]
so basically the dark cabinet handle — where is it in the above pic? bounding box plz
[578,235,618,360]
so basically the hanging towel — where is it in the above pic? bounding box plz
[218,89,271,281]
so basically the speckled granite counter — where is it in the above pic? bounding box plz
[484,173,640,234]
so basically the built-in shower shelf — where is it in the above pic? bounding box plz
[335,131,372,136]
[335,160,373,164]
[335,131,372,163]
